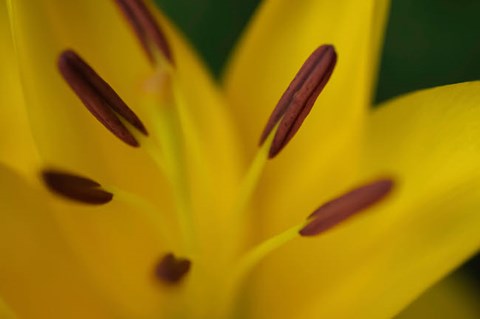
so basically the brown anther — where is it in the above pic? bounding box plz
[42,169,113,205]
[155,253,191,284]
[299,178,394,237]
[114,0,173,64]
[58,50,148,147]
[260,45,337,158]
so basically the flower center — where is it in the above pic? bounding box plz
[39,0,396,317]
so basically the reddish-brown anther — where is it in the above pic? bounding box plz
[300,178,394,237]
[259,45,337,158]
[155,253,192,284]
[42,170,113,205]
[58,50,148,147]
[114,0,173,64]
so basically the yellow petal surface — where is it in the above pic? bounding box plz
[0,164,116,319]
[0,0,38,177]
[0,296,16,319]
[223,0,390,234]
[248,82,480,319]
[45,195,177,318]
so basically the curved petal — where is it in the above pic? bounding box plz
[223,0,390,234]
[0,164,115,318]
[248,82,480,319]
[396,272,480,319]
[0,0,38,177]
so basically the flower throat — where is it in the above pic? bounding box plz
[40,0,395,316]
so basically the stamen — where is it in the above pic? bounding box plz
[155,253,191,284]
[231,178,394,298]
[42,169,113,205]
[260,45,337,158]
[58,50,148,147]
[114,0,173,64]
[300,178,394,236]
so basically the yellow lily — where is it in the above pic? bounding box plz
[1,0,479,318]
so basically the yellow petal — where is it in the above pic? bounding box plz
[0,164,115,318]
[46,197,174,318]
[248,82,480,319]
[396,272,480,319]
[223,0,390,234]
[0,0,38,177]
[0,296,16,319]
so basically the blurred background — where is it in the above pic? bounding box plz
[154,0,480,104]
[154,0,479,316]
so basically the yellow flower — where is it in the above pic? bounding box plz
[0,0,479,318]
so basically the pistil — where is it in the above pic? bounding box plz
[141,70,195,253]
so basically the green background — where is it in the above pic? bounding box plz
[154,0,480,289]
[154,0,480,104]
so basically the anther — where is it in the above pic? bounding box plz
[42,169,113,205]
[58,50,148,147]
[155,253,191,284]
[300,178,394,236]
[114,0,173,64]
[260,45,337,158]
